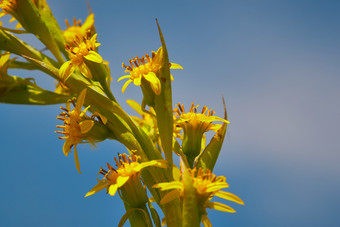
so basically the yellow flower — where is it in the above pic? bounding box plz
[174,102,228,134]
[85,153,167,197]
[64,14,95,43]
[59,33,103,82]
[0,0,22,29]
[55,89,95,174]
[174,102,229,167]
[154,167,244,226]
[118,47,182,95]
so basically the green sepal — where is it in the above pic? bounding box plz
[0,76,70,105]
[153,19,174,178]
[82,119,116,142]
[12,0,65,63]
[118,208,153,227]
[182,168,200,227]
[196,98,228,172]
[141,77,156,107]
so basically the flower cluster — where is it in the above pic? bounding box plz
[0,1,243,226]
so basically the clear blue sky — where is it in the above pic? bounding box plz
[1,0,340,226]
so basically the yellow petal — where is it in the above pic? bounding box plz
[91,112,108,125]
[206,182,229,192]
[153,181,183,191]
[108,184,119,196]
[133,75,142,86]
[75,89,87,113]
[117,75,131,82]
[126,99,144,116]
[80,105,91,118]
[85,180,109,197]
[15,22,22,29]
[79,63,92,79]
[80,120,94,134]
[160,190,180,205]
[206,202,236,213]
[9,17,15,23]
[170,63,183,69]
[81,13,94,31]
[59,61,76,82]
[136,160,168,172]
[117,176,129,187]
[144,72,161,95]
[62,139,72,156]
[74,146,82,174]
[214,191,244,205]
[121,80,133,93]
[152,47,163,64]
[84,51,103,63]
[0,52,10,67]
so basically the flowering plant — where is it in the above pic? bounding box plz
[0,1,243,226]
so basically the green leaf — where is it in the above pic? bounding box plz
[14,0,65,63]
[154,19,174,178]
[0,29,58,68]
[0,76,71,105]
[33,0,68,58]
[196,97,228,172]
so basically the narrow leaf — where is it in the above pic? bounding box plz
[154,19,174,179]
[196,97,228,171]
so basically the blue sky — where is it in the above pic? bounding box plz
[1,0,340,226]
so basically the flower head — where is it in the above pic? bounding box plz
[0,0,21,29]
[174,102,229,167]
[59,33,103,82]
[64,14,95,43]
[154,167,244,226]
[55,89,94,173]
[85,153,167,197]
[118,47,182,95]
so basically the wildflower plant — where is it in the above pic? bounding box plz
[0,1,243,226]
